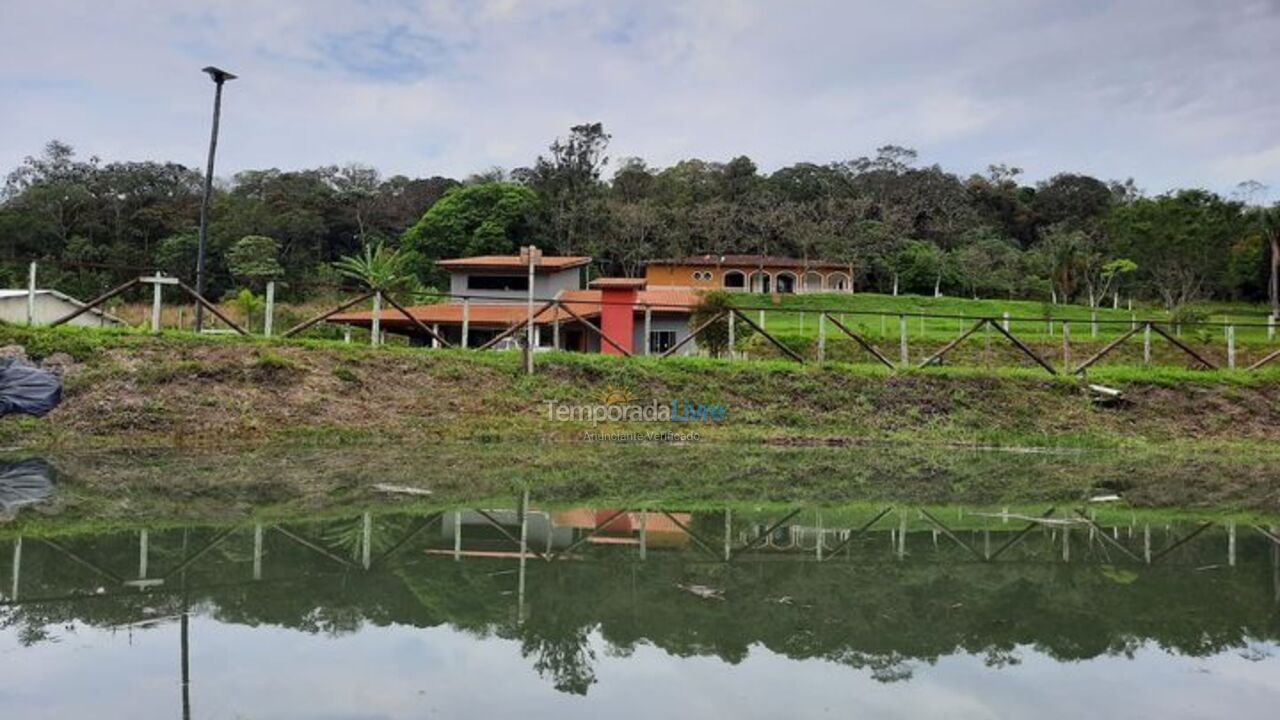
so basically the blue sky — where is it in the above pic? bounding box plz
[1,0,1278,200]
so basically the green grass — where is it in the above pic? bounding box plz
[733,291,1279,344]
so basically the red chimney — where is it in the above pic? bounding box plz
[590,278,647,355]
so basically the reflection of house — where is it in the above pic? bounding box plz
[441,508,691,553]
[0,289,125,327]
[328,255,700,355]
[644,255,854,294]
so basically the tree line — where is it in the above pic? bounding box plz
[1,125,1277,316]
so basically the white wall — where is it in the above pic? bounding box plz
[0,293,123,327]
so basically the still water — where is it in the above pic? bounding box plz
[2,500,1279,718]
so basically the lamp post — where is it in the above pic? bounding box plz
[194,66,236,332]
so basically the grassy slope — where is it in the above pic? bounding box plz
[0,324,1278,454]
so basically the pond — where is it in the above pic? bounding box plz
[2,493,1279,718]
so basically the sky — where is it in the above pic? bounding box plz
[2,0,1278,200]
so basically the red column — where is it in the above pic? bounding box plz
[599,288,637,355]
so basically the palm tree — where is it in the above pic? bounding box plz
[333,240,412,291]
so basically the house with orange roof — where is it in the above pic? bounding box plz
[645,254,855,294]
[328,254,701,355]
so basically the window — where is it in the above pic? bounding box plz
[723,271,746,289]
[691,270,712,281]
[467,274,529,291]
[649,330,677,354]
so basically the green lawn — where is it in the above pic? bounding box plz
[730,291,1280,345]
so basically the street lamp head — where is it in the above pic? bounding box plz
[201,66,237,83]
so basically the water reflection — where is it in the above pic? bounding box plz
[1,500,1278,717]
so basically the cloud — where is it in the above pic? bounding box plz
[0,0,1276,200]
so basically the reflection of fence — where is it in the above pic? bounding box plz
[28,276,1280,374]
[6,502,1276,607]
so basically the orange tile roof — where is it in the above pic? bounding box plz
[437,255,592,271]
[647,254,851,270]
[328,289,699,329]
[588,277,647,289]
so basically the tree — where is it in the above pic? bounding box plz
[400,182,540,285]
[226,235,283,290]
[519,123,612,254]
[688,291,752,358]
[1108,190,1243,311]
[333,241,413,291]
[1255,204,1280,317]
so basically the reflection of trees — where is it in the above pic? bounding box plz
[522,625,597,695]
[3,516,1280,696]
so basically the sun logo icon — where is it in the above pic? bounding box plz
[598,385,639,405]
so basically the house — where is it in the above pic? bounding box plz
[328,255,701,355]
[644,254,855,294]
[0,289,125,327]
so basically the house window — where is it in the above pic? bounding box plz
[649,330,677,354]
[723,271,746,289]
[467,275,529,291]
[691,270,713,281]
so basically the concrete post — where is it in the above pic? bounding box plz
[1091,311,1098,338]
[264,280,275,337]
[639,510,648,561]
[899,314,908,366]
[723,509,732,562]
[643,305,652,356]
[1001,311,1010,332]
[453,511,462,560]
[817,312,826,362]
[461,298,470,348]
[343,327,352,344]
[1143,323,1152,365]
[432,323,441,349]
[728,310,736,359]
[759,309,765,329]
[371,291,382,347]
[1228,521,1236,567]
[1062,321,1071,371]
[1269,314,1276,341]
[26,261,36,326]
[253,524,263,580]
[151,274,163,334]
[552,302,560,350]
[1227,325,1236,369]
[361,512,373,570]
[11,537,21,601]
[138,529,149,579]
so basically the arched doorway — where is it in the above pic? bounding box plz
[774,272,797,294]
[803,272,824,293]
[826,272,851,292]
[749,271,771,293]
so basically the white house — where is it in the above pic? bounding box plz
[0,289,125,327]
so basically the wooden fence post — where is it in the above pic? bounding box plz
[898,314,908,366]
[371,291,382,347]
[1062,320,1071,371]
[26,261,36,326]
[1227,324,1236,369]
[264,280,275,337]
[461,297,470,348]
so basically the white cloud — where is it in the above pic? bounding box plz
[0,0,1276,199]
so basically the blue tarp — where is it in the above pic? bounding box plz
[0,358,62,416]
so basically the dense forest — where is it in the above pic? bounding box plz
[1,123,1277,315]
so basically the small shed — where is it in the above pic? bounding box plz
[0,289,125,327]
